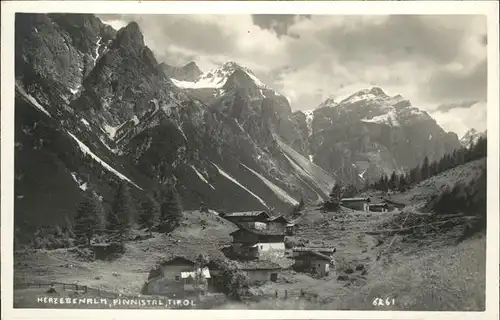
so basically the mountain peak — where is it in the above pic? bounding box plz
[460,128,485,148]
[318,97,337,109]
[185,61,201,70]
[170,60,268,90]
[160,61,202,82]
[221,61,243,71]
[369,86,388,97]
[113,21,144,50]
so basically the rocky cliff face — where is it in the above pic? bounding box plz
[159,61,202,82]
[302,88,462,185]
[14,13,463,235]
[460,128,486,149]
[14,13,336,235]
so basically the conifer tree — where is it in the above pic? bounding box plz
[389,171,399,191]
[398,174,407,191]
[327,181,344,211]
[381,174,389,192]
[139,196,160,233]
[421,156,430,181]
[74,190,102,246]
[429,160,438,177]
[158,183,183,233]
[108,181,135,240]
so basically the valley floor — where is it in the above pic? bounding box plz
[13,205,485,311]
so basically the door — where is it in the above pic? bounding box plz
[270,273,278,282]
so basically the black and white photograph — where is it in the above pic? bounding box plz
[2,1,499,319]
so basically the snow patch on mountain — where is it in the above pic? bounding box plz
[102,124,120,140]
[358,169,367,181]
[460,128,484,149]
[70,172,88,191]
[99,136,119,154]
[211,162,268,209]
[16,84,52,118]
[241,163,299,206]
[81,118,90,128]
[361,110,400,127]
[190,165,215,190]
[70,86,81,95]
[208,209,220,216]
[177,126,188,142]
[67,131,142,189]
[245,71,267,88]
[132,115,140,125]
[304,110,314,136]
[92,37,102,66]
[171,61,268,90]
[102,116,139,141]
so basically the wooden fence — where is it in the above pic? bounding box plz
[15,281,136,299]
[15,281,89,293]
[242,289,307,302]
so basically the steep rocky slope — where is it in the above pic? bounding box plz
[14,13,463,238]
[302,88,462,184]
[14,13,335,237]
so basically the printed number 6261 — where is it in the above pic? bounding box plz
[372,297,395,307]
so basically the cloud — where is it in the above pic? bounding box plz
[251,14,311,37]
[97,14,487,135]
[98,14,288,73]
[433,100,480,113]
[430,102,487,138]
[423,59,487,103]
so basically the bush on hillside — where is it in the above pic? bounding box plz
[427,166,487,237]
[30,224,75,249]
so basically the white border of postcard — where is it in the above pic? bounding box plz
[2,1,499,320]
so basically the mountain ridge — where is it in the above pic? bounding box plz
[14,13,467,237]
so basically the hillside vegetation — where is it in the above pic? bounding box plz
[14,155,487,310]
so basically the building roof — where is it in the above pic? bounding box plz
[267,216,289,223]
[341,197,371,202]
[159,256,196,266]
[230,225,285,237]
[292,251,332,261]
[224,211,270,218]
[292,247,336,253]
[237,260,281,270]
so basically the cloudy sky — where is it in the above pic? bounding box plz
[99,14,487,137]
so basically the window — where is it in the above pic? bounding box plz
[175,275,180,281]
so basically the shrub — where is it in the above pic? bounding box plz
[213,259,250,300]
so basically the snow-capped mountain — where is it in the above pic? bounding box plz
[14,13,336,237]
[169,61,268,90]
[301,87,461,183]
[460,128,486,149]
[13,13,464,239]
